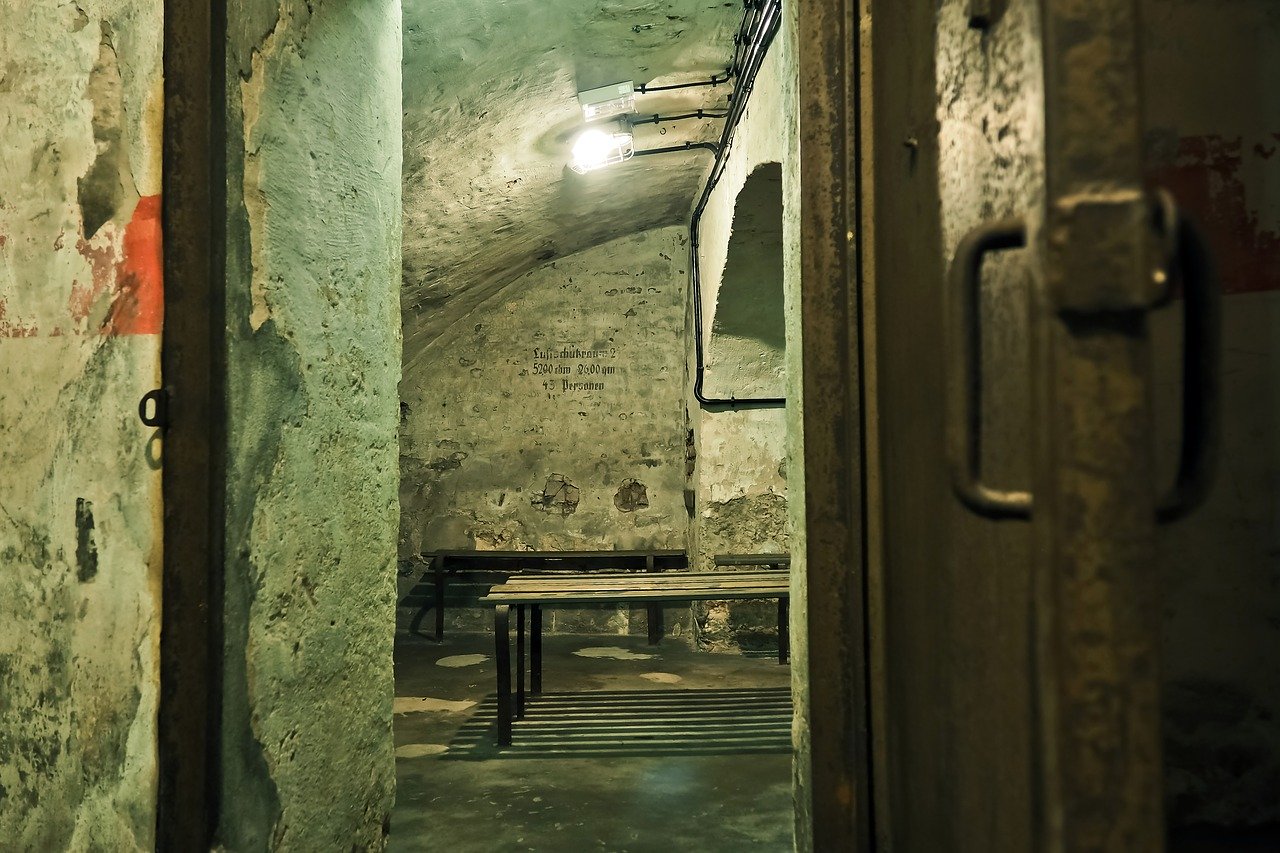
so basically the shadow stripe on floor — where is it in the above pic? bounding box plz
[444,687,794,760]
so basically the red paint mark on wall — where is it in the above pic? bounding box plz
[0,300,39,338]
[70,234,117,325]
[104,194,162,335]
[1147,134,1280,295]
[6,194,163,338]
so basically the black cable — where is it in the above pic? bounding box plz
[629,110,729,126]
[633,142,720,158]
[689,0,784,410]
[636,70,733,94]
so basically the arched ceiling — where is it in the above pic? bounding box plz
[401,0,740,365]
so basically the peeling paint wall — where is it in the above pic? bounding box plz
[0,1,162,846]
[1143,0,1280,827]
[689,35,796,651]
[399,228,689,635]
[222,0,403,848]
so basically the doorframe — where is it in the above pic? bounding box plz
[155,1,882,847]
[796,0,875,848]
[158,0,225,847]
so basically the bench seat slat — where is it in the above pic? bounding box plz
[492,570,784,582]
[482,588,788,604]
[712,553,791,566]
[492,573,783,588]
[486,578,789,592]
[485,571,787,588]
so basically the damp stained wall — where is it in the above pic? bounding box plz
[688,35,796,652]
[222,1,403,848]
[398,227,689,634]
[0,1,163,846]
[1143,0,1280,826]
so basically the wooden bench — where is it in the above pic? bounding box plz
[410,549,688,642]
[480,569,790,745]
[714,553,790,569]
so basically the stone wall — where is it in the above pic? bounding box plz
[221,0,403,848]
[0,2,163,846]
[689,35,796,652]
[398,227,690,635]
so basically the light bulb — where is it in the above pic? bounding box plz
[570,129,634,174]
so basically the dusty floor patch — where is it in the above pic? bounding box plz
[393,697,477,714]
[573,646,655,661]
[395,743,450,759]
[436,654,487,668]
[640,672,683,684]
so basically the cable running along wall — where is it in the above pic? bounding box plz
[690,0,785,409]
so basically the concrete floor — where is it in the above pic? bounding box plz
[390,631,793,852]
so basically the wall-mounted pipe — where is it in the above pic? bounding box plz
[689,0,784,410]
[630,110,728,127]
[637,69,733,94]
[634,141,720,158]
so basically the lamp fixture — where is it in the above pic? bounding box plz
[569,128,635,174]
[576,81,636,121]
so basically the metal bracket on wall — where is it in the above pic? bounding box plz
[139,388,171,431]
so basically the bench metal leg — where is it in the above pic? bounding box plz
[495,605,512,746]
[516,604,526,719]
[778,597,790,665]
[645,555,662,645]
[647,603,664,645]
[531,604,542,697]
[434,570,446,642]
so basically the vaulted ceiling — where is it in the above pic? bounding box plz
[401,0,740,365]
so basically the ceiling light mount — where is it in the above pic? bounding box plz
[577,81,636,122]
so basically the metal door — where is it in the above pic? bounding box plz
[860,0,1219,849]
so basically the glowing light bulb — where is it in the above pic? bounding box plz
[570,128,634,173]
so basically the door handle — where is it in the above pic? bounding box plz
[1155,198,1221,523]
[945,198,1219,523]
[945,217,1034,520]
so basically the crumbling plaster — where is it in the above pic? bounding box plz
[0,1,162,847]
[400,0,741,364]
[222,0,402,848]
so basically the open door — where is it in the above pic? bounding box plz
[862,0,1219,849]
